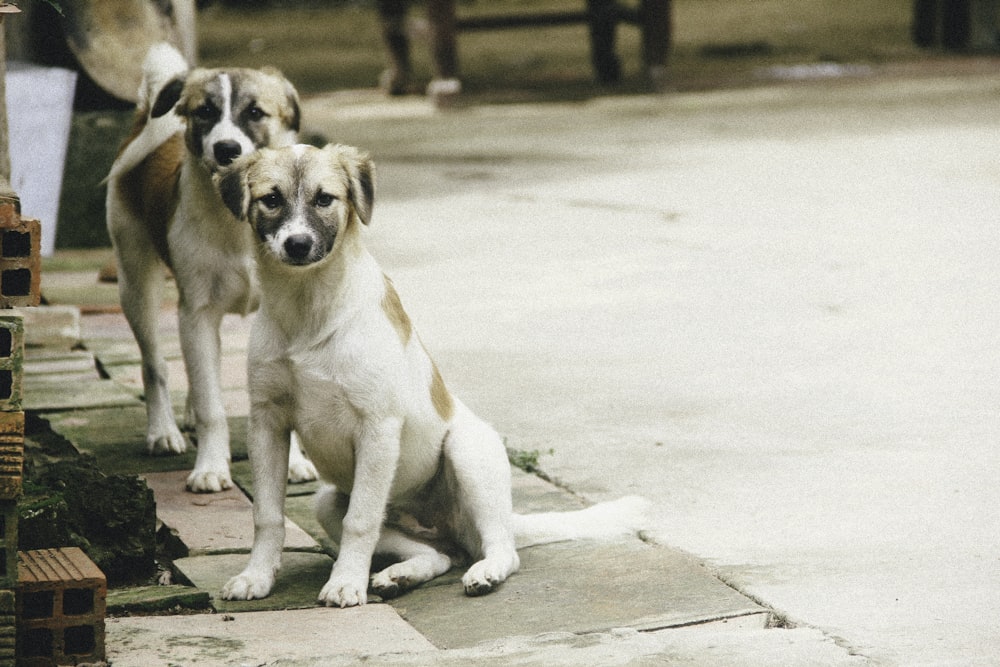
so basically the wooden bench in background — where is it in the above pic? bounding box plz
[376,0,672,97]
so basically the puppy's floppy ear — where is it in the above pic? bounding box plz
[214,158,253,221]
[150,76,186,118]
[329,145,375,226]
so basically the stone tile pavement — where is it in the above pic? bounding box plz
[18,280,797,666]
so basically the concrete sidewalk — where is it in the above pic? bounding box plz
[29,62,1000,664]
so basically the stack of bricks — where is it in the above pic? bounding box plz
[0,199,32,667]
[0,201,105,666]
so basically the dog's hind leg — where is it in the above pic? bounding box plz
[370,528,454,599]
[287,432,318,484]
[111,222,187,456]
[444,403,520,596]
[316,486,453,599]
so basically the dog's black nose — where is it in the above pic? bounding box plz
[284,234,314,262]
[214,141,242,166]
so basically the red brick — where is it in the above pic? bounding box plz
[17,548,106,666]
[0,412,21,504]
[0,315,24,413]
[0,216,40,308]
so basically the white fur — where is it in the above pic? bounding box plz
[200,74,257,173]
[105,43,315,493]
[105,45,188,184]
[218,145,649,607]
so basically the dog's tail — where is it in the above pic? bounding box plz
[136,42,190,113]
[511,495,651,549]
[106,43,189,183]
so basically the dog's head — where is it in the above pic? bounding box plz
[150,66,300,172]
[215,144,375,267]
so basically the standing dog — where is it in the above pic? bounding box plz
[106,43,317,492]
[215,144,647,607]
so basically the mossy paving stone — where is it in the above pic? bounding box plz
[387,540,766,649]
[40,408,249,476]
[107,584,212,615]
[39,406,196,475]
[172,551,336,613]
[230,457,322,498]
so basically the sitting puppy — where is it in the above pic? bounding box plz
[216,144,647,606]
[105,43,317,492]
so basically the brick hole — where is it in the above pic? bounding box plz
[22,627,53,658]
[1,230,31,258]
[22,590,54,619]
[64,625,96,655]
[1,268,31,296]
[0,370,10,401]
[0,327,10,357]
[63,588,95,616]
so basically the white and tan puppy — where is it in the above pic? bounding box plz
[106,43,317,492]
[215,144,648,607]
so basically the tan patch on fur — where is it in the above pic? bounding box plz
[381,274,412,345]
[115,108,149,161]
[430,361,454,422]
[117,133,184,267]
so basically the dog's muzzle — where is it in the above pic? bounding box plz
[214,141,243,167]
[283,234,315,264]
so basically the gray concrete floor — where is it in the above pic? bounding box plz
[298,67,1000,665]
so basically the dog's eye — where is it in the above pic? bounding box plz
[193,103,218,121]
[246,104,268,122]
[259,192,284,210]
[314,193,336,208]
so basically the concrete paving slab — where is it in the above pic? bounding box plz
[172,552,336,613]
[143,470,319,555]
[231,458,322,498]
[283,493,337,556]
[389,540,766,649]
[22,374,143,411]
[85,340,144,367]
[265,624,868,667]
[13,304,81,348]
[106,605,436,666]
[40,269,125,313]
[23,349,99,376]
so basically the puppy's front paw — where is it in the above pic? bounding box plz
[318,576,368,608]
[186,468,233,493]
[222,570,274,601]
[147,427,188,456]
